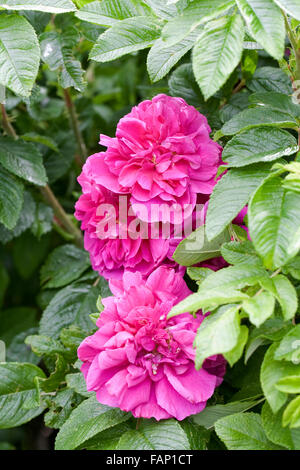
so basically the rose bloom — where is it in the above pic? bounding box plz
[85,94,222,223]
[78,267,226,421]
[74,161,184,280]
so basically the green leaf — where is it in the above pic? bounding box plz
[40,30,85,92]
[180,421,210,450]
[242,292,275,327]
[261,343,300,412]
[276,376,300,393]
[0,14,40,97]
[31,202,53,239]
[0,164,24,230]
[224,325,249,366]
[0,137,47,186]
[21,133,59,152]
[221,241,260,265]
[0,306,37,345]
[206,163,274,241]
[25,335,66,357]
[223,127,298,167]
[37,354,68,393]
[215,412,282,450]
[249,92,300,117]
[194,305,241,368]
[249,177,300,269]
[186,267,214,282]
[144,0,181,20]
[241,49,258,80]
[220,91,250,123]
[248,66,293,94]
[55,395,130,450]
[0,0,76,13]
[273,0,300,21]
[20,10,51,34]
[262,401,295,449]
[44,388,83,430]
[12,231,50,280]
[116,419,190,450]
[192,400,259,429]
[274,324,300,362]
[59,58,86,92]
[192,14,245,100]
[0,362,45,429]
[78,422,132,450]
[173,225,230,266]
[40,244,90,289]
[26,87,65,121]
[39,282,104,339]
[161,0,235,45]
[6,327,39,364]
[199,262,270,291]
[147,32,196,83]
[0,190,36,244]
[44,131,74,184]
[221,107,298,135]
[283,175,300,193]
[236,0,285,60]
[0,307,38,363]
[248,318,293,344]
[168,63,208,107]
[168,290,248,317]
[283,396,300,428]
[60,325,88,351]
[269,275,298,321]
[171,259,268,318]
[75,0,149,26]
[90,17,162,63]
[74,0,92,8]
[66,372,93,398]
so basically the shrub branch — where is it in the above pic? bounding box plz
[0,102,83,247]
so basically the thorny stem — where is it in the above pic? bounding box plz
[283,12,300,81]
[52,221,76,242]
[232,78,246,95]
[219,76,246,110]
[40,185,83,247]
[93,277,101,287]
[270,268,282,279]
[253,268,282,299]
[1,103,17,139]
[229,224,240,242]
[63,88,88,165]
[0,102,83,247]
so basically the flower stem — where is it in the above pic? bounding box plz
[63,88,87,165]
[232,78,246,95]
[40,185,83,247]
[283,12,300,81]
[0,102,83,247]
[1,103,17,139]
[253,268,281,298]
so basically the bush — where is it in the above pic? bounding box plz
[0,0,300,451]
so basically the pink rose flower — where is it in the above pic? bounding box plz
[75,158,184,280]
[89,94,222,223]
[77,267,226,421]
